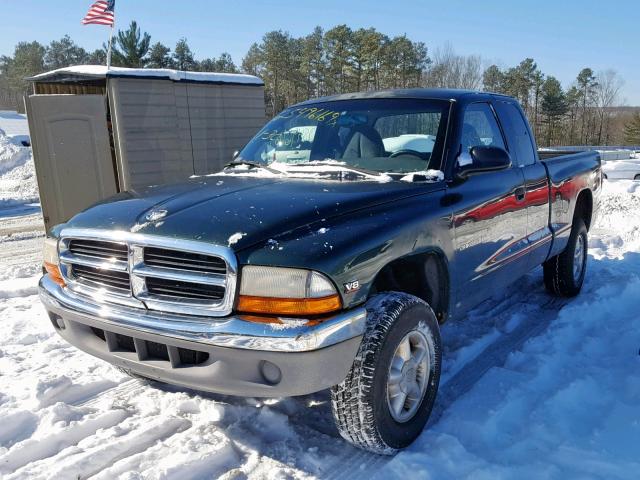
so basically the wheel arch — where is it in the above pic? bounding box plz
[574,188,594,230]
[368,248,450,323]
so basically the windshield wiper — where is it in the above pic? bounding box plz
[224,160,283,174]
[291,161,383,178]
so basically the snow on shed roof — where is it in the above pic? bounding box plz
[28,65,264,86]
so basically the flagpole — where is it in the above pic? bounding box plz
[106,24,114,70]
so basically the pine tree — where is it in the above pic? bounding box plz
[147,42,173,68]
[541,76,568,146]
[0,41,45,112]
[111,21,151,68]
[44,35,89,69]
[623,113,640,145]
[300,27,325,96]
[565,86,581,144]
[260,31,293,113]
[88,49,107,65]
[241,43,263,77]
[323,25,354,94]
[482,65,504,92]
[576,68,597,143]
[216,53,237,73]
[199,54,237,72]
[173,38,197,71]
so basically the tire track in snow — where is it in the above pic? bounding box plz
[21,417,191,480]
[36,377,120,408]
[76,378,146,408]
[0,409,130,475]
[431,296,569,425]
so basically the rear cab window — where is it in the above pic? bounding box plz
[495,102,537,167]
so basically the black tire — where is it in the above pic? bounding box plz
[330,292,441,454]
[543,218,588,297]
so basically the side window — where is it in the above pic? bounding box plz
[461,103,506,153]
[500,103,537,166]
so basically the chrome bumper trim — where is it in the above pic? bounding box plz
[39,275,366,353]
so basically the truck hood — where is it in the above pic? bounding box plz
[64,175,442,250]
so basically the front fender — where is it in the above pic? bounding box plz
[237,192,454,309]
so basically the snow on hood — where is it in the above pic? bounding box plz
[28,65,263,85]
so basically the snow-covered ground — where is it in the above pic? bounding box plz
[1,112,639,479]
[0,111,40,215]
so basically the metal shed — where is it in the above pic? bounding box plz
[25,65,265,231]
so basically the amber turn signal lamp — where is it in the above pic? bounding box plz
[237,294,342,316]
[44,261,65,287]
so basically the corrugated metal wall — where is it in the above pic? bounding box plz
[109,78,265,189]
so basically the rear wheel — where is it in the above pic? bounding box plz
[330,292,441,454]
[543,218,588,296]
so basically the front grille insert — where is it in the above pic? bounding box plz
[68,239,128,262]
[91,327,209,367]
[59,231,237,316]
[72,264,131,291]
[145,276,225,300]
[144,247,226,274]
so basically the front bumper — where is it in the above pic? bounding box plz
[39,275,366,397]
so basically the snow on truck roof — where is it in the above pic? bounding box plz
[28,65,264,86]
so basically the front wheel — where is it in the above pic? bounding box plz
[543,218,588,296]
[330,292,441,454]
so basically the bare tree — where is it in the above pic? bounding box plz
[594,70,623,144]
[423,44,482,90]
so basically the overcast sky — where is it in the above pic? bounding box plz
[2,0,638,104]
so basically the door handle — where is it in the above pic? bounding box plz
[514,186,526,202]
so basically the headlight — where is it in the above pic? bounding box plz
[237,266,341,316]
[43,237,65,286]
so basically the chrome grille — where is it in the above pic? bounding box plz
[58,229,237,317]
[144,247,226,274]
[71,264,131,292]
[68,239,128,262]
[145,276,225,300]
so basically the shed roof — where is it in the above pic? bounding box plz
[27,65,264,86]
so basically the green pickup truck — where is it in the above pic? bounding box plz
[40,88,601,453]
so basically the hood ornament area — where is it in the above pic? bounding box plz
[144,208,168,222]
[130,208,169,233]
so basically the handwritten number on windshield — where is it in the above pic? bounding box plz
[278,107,340,126]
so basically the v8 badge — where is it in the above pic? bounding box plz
[343,280,360,294]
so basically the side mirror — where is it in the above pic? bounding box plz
[457,146,512,178]
[232,150,240,160]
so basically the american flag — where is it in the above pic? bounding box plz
[82,0,115,26]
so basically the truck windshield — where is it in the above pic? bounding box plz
[237,98,451,175]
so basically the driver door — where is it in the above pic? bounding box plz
[449,102,529,313]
